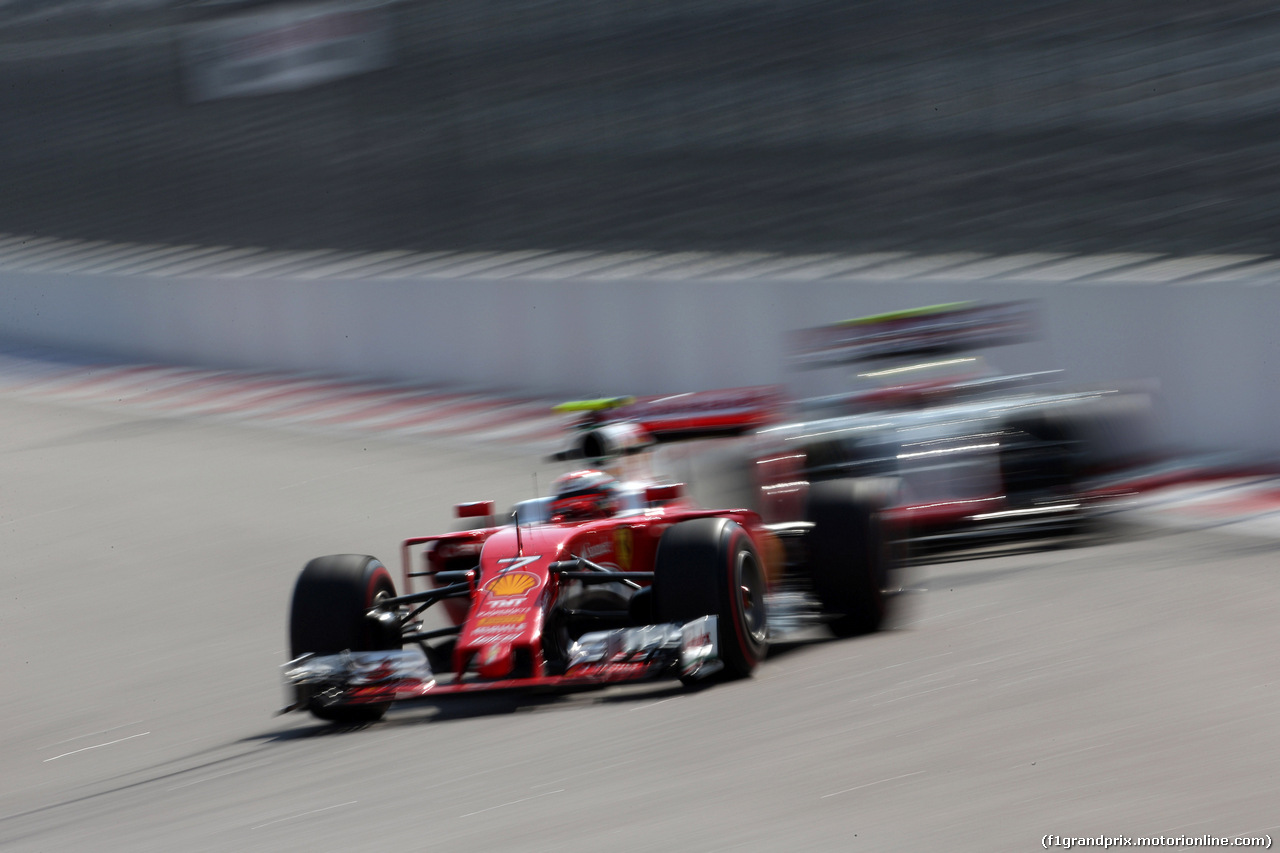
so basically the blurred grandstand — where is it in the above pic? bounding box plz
[3,0,1279,256]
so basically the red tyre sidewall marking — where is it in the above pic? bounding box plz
[363,562,392,645]
[364,562,390,605]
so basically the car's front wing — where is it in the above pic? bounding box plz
[280,616,720,714]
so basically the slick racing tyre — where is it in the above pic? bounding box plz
[653,518,768,679]
[806,478,894,638]
[289,555,401,723]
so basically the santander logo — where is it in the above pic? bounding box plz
[581,541,611,560]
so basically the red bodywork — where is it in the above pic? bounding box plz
[398,502,772,695]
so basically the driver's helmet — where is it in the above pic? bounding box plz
[550,469,619,521]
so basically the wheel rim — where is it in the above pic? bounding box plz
[369,584,400,650]
[736,550,768,646]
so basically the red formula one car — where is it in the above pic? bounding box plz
[281,391,897,723]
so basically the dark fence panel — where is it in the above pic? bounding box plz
[3,0,1279,255]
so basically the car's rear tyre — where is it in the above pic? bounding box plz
[1000,414,1079,503]
[806,479,894,638]
[653,517,768,679]
[289,554,401,723]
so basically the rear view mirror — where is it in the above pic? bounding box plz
[645,483,683,504]
[455,501,495,519]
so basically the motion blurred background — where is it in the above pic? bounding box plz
[4,0,1279,257]
[5,10,1280,850]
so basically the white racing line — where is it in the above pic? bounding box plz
[43,731,150,763]
[250,801,358,831]
[821,769,928,799]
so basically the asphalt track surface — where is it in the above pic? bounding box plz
[3,393,1278,852]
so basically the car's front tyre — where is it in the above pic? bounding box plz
[288,554,400,723]
[653,517,769,679]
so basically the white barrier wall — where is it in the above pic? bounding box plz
[0,269,1276,456]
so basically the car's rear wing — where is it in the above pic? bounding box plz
[789,301,1038,369]
[796,369,1065,414]
[611,386,784,438]
[553,386,784,461]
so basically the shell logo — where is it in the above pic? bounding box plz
[484,571,539,598]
